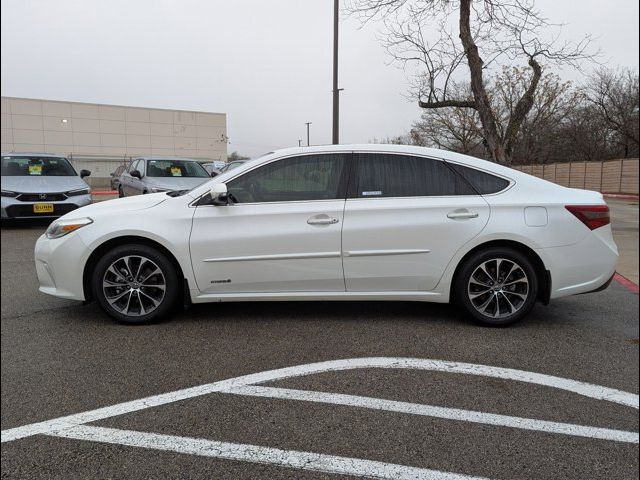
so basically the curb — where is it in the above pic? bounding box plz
[603,193,639,201]
[614,273,639,294]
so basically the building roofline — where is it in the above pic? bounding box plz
[1,96,225,117]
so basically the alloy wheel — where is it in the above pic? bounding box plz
[467,258,530,319]
[102,255,166,317]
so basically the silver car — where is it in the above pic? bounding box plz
[118,157,211,197]
[1,153,91,220]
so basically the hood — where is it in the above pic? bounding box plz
[1,175,89,193]
[59,192,168,220]
[145,177,211,191]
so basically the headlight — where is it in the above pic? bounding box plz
[45,217,93,239]
[150,187,170,193]
[66,187,91,197]
[1,189,18,197]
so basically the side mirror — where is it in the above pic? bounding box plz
[209,182,229,205]
[80,169,91,178]
[130,170,142,179]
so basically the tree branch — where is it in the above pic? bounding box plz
[418,99,478,109]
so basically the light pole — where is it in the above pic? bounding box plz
[332,0,340,144]
[305,122,312,146]
[298,139,302,147]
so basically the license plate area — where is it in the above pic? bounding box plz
[33,203,54,213]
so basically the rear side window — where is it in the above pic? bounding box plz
[448,163,510,194]
[354,153,475,198]
[228,154,347,203]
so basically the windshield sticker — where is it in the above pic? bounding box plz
[28,165,43,175]
[170,167,182,177]
[362,190,382,196]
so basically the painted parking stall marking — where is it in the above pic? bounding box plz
[2,357,638,479]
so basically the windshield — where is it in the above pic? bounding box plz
[146,159,209,178]
[1,155,77,177]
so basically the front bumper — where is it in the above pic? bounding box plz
[34,232,89,301]
[1,194,91,219]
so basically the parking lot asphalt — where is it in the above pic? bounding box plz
[1,204,638,479]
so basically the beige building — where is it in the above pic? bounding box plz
[1,96,227,186]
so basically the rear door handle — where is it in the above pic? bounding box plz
[307,214,339,226]
[447,210,479,220]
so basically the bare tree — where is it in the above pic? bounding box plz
[586,68,639,158]
[410,81,484,154]
[227,151,250,162]
[347,0,593,164]
[406,67,581,163]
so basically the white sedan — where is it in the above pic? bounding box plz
[35,145,618,326]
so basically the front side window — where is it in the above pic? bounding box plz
[1,156,77,177]
[146,160,209,178]
[227,154,347,203]
[354,153,475,198]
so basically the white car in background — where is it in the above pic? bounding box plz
[1,153,91,219]
[34,145,617,326]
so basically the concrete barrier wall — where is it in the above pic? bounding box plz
[513,159,639,195]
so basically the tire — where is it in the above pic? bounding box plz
[92,244,180,324]
[118,186,124,198]
[454,247,538,326]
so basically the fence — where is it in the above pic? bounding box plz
[512,158,639,195]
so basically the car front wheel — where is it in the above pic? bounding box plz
[454,247,538,326]
[92,244,179,324]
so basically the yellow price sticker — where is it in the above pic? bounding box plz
[28,165,43,175]
[170,167,182,177]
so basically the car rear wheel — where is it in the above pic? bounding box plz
[92,244,179,324]
[454,247,538,326]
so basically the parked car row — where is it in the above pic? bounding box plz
[1,154,230,219]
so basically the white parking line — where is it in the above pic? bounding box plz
[227,385,639,444]
[51,425,489,480]
[2,357,638,479]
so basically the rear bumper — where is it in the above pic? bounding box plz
[537,225,619,299]
[1,194,91,219]
[581,272,616,294]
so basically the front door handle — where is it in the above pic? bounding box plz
[447,210,479,220]
[307,214,339,226]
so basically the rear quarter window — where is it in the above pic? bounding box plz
[448,163,510,194]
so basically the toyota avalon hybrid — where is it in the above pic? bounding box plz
[1,153,91,219]
[34,145,618,326]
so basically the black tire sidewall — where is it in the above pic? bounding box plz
[455,247,538,326]
[92,244,179,324]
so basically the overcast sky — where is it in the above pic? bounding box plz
[2,0,638,157]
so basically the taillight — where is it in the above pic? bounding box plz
[565,205,610,230]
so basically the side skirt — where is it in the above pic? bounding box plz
[190,291,447,304]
